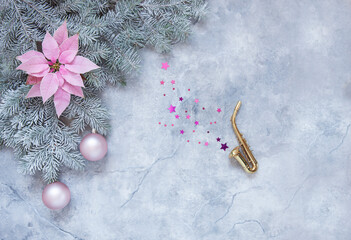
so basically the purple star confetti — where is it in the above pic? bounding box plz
[220,143,228,151]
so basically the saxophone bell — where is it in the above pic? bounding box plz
[229,101,258,173]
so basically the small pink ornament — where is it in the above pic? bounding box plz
[42,182,71,210]
[80,133,108,161]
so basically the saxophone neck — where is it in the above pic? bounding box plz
[231,101,242,136]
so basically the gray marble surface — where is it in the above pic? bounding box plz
[1,1,351,239]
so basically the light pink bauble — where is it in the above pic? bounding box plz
[42,182,71,210]
[79,133,108,161]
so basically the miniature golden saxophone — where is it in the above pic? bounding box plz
[229,101,258,173]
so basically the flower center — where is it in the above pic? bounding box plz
[50,61,62,72]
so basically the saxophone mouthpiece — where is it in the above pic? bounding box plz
[235,101,242,111]
[232,100,242,123]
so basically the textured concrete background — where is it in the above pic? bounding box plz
[1,0,351,239]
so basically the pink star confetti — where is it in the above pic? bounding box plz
[158,122,161,125]
[195,121,199,125]
[205,142,209,146]
[168,105,176,113]
[217,108,222,113]
[160,80,165,85]
[198,142,201,144]
[175,115,180,119]
[180,130,184,134]
[186,115,191,119]
[164,124,167,127]
[171,124,174,127]
[195,99,199,103]
[161,62,169,70]
[171,80,175,84]
[179,97,183,101]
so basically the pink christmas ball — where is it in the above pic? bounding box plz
[80,133,108,161]
[42,182,71,210]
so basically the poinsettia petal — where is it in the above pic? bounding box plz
[26,84,42,98]
[59,65,84,87]
[54,88,71,117]
[40,73,59,103]
[55,72,65,87]
[62,82,84,98]
[16,56,49,74]
[17,50,45,63]
[53,21,68,45]
[59,34,78,53]
[64,56,99,74]
[26,75,42,85]
[42,32,60,62]
[30,68,50,77]
[59,50,78,64]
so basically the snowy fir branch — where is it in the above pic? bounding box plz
[0,0,207,183]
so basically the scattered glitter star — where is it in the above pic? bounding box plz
[188,89,190,91]
[193,130,195,132]
[164,124,167,127]
[175,115,180,119]
[195,121,199,125]
[172,88,175,90]
[171,80,175,84]
[217,108,222,113]
[187,140,190,142]
[202,107,205,110]
[160,80,165,85]
[205,142,209,146]
[161,62,169,70]
[171,124,174,126]
[158,122,161,125]
[195,99,199,103]
[210,122,212,125]
[207,131,210,133]
[186,115,191,119]
[216,137,221,142]
[180,130,184,134]
[221,143,229,151]
[168,105,176,113]
[198,142,201,144]
[179,97,183,101]
[163,94,166,96]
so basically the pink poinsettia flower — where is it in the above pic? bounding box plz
[16,21,99,116]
